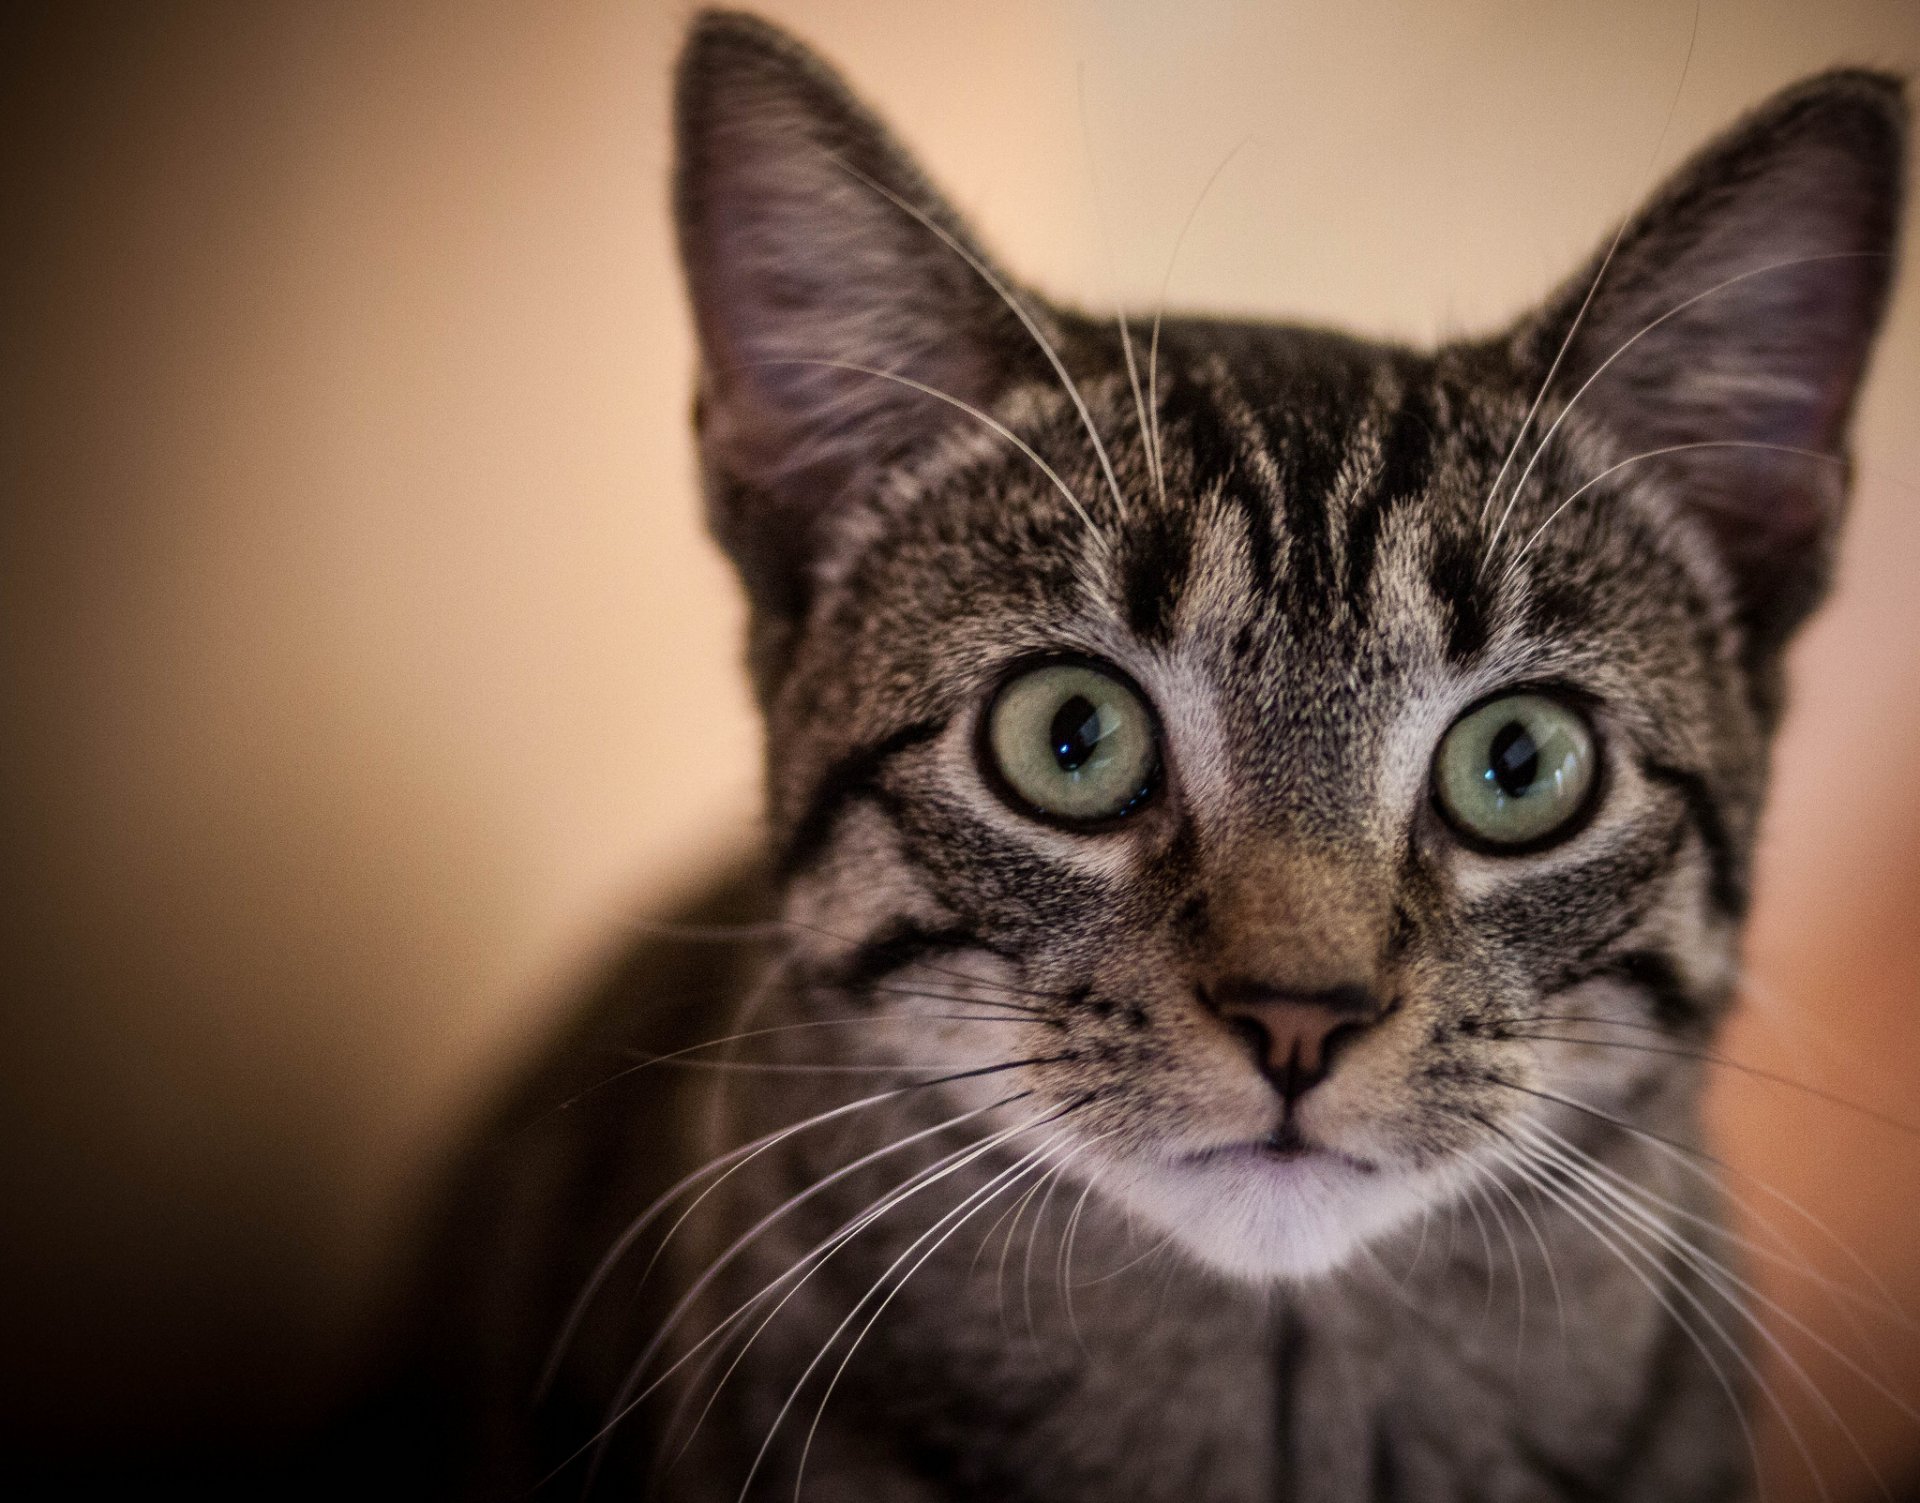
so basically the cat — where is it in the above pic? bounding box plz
[397,10,1908,1501]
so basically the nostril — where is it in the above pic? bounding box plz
[1318,1018,1369,1072]
[1206,983,1387,1105]
[1226,1012,1273,1069]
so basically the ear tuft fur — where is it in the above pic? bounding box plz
[1520,68,1906,652]
[674,11,1039,624]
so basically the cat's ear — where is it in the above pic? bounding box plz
[1519,70,1906,652]
[674,11,1040,617]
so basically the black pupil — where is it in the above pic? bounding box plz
[1050,694,1106,773]
[1487,720,1540,798]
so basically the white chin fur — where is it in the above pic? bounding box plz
[1107,1150,1437,1282]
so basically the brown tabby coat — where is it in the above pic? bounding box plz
[404,12,1906,1501]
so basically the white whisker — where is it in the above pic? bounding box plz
[753,357,1104,544]
[1147,136,1253,510]
[1504,1141,1781,1500]
[568,1098,1040,1485]
[1498,440,1842,590]
[758,1133,1068,1502]
[1476,2,1701,540]
[1076,66,1158,512]
[1481,251,1882,571]
[1520,1120,1892,1502]
[828,155,1131,528]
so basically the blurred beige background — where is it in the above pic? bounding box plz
[4,1,1918,1494]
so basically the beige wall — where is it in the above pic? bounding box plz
[4,2,1918,1493]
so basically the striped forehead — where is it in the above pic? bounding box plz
[996,359,1512,840]
[1100,356,1493,672]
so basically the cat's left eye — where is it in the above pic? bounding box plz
[1432,692,1598,851]
[983,659,1161,826]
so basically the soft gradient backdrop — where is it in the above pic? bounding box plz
[5,2,1918,1495]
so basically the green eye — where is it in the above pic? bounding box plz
[1434,693,1598,850]
[985,660,1160,824]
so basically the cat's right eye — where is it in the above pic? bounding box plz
[1432,691,1598,851]
[983,659,1161,826]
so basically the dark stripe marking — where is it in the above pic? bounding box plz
[1343,385,1437,616]
[1124,504,1196,642]
[1599,949,1700,1030]
[778,719,944,876]
[1158,371,1277,603]
[1639,759,1746,919]
[1273,1305,1304,1503]
[1551,947,1702,1031]
[1426,530,1488,663]
[834,919,1001,994]
[1279,422,1344,620]
[1369,1409,1404,1503]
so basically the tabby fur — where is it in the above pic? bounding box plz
[409,13,1907,1500]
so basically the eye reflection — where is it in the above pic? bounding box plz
[1434,692,1597,849]
[986,661,1159,824]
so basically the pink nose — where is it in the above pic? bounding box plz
[1209,983,1381,1103]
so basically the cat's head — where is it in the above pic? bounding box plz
[673,11,1905,1281]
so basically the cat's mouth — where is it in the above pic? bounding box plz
[1181,1126,1379,1176]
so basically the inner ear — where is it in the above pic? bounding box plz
[674,12,1050,618]
[1511,70,1905,652]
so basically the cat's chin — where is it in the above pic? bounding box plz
[1107,1138,1433,1283]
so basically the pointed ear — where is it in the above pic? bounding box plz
[674,11,1040,619]
[1519,70,1906,652]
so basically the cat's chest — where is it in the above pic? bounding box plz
[736,1198,1705,1503]
[710,1200,1604,1503]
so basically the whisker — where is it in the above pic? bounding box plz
[993,1155,1055,1338]
[1496,441,1843,589]
[1536,1082,1912,1343]
[570,1014,1028,1109]
[614,1055,1069,1076]
[654,1109,1047,1480]
[1519,1120,1898,1502]
[1477,1071,1919,1335]
[1506,1025,1920,1139]
[1146,136,1253,508]
[1070,1222,1179,1288]
[542,1057,1063,1396]
[1057,1139,1112,1356]
[773,914,1082,1008]
[739,1099,1091,1501]
[864,982,1052,1019]
[1490,1078,1910,1332]
[583,1103,1054,1489]
[787,1138,1063,1503]
[1393,1204,1436,1293]
[542,1079,963,1396]
[1459,1174,1500,1334]
[1021,1148,1079,1349]
[1495,1136,1785,1497]
[1523,1118,1920,1429]
[1475,1,1701,540]
[826,154,1131,530]
[1075,66,1157,512]
[1481,250,1886,570]
[613,918,794,944]
[752,357,1103,542]
[1448,1115,1565,1355]
[1481,1168,1530,1366]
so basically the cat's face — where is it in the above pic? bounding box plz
[674,14,1904,1280]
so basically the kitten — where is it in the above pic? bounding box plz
[405,11,1907,1500]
